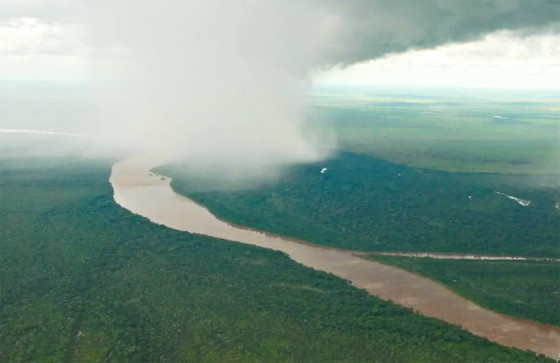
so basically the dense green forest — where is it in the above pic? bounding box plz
[0,157,551,362]
[367,256,560,326]
[163,152,559,257]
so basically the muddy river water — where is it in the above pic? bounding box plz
[110,155,560,359]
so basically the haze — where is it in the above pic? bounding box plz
[1,0,558,177]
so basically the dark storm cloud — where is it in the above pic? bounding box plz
[310,0,560,68]
[5,0,558,67]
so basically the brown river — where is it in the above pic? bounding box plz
[110,155,560,359]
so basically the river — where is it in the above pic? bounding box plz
[110,154,560,359]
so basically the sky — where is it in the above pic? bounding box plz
[313,31,560,89]
[0,0,559,175]
[3,19,560,89]
[1,1,558,88]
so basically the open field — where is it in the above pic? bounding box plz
[2,157,551,362]
[309,86,560,174]
[366,256,560,326]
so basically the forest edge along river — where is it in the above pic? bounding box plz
[110,154,560,359]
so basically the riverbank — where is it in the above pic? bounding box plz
[110,154,560,359]
[8,156,531,361]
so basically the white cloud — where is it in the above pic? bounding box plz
[312,31,560,89]
[0,17,88,81]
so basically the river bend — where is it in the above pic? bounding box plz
[110,155,560,359]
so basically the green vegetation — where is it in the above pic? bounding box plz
[309,86,560,174]
[1,157,551,362]
[164,152,560,257]
[366,256,560,326]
